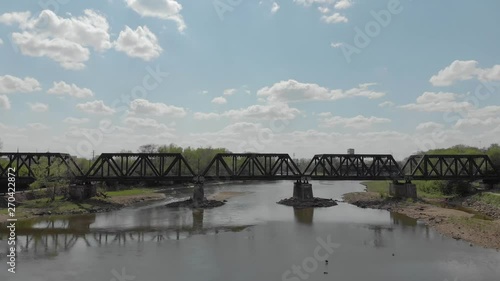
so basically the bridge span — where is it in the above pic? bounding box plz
[1,152,499,183]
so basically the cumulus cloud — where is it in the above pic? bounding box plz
[28,102,49,112]
[125,0,186,32]
[223,88,236,96]
[114,25,162,61]
[28,123,49,130]
[430,60,500,86]
[194,103,301,121]
[128,99,186,117]
[0,10,112,70]
[318,113,391,129]
[378,101,395,107]
[294,0,351,23]
[193,112,221,120]
[0,95,10,109]
[321,12,348,23]
[271,2,280,14]
[399,92,472,112]
[124,116,174,130]
[416,122,444,132]
[0,75,41,94]
[47,81,94,98]
[257,80,385,103]
[63,117,90,125]
[211,96,227,104]
[76,100,115,115]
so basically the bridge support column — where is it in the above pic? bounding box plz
[191,183,205,207]
[389,182,417,199]
[293,181,314,200]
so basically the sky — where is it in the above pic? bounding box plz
[0,0,500,160]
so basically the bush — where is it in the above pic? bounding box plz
[442,180,472,196]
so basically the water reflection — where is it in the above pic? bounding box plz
[0,210,250,259]
[293,208,314,224]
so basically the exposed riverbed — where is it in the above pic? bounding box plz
[1,181,499,281]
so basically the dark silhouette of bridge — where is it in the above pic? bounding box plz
[1,152,499,185]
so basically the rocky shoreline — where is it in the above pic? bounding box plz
[343,192,500,250]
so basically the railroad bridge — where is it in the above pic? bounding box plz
[1,152,499,199]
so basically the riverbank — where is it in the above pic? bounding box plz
[344,183,500,250]
[0,188,166,223]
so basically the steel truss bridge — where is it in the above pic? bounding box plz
[1,152,499,185]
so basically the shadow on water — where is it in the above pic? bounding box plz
[293,208,314,224]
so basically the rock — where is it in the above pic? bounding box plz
[277,197,338,208]
[165,198,225,209]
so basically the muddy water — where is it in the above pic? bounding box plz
[1,181,499,281]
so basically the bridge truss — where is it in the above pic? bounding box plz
[402,154,499,181]
[201,153,302,180]
[303,154,402,180]
[80,153,196,182]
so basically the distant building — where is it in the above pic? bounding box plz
[347,148,355,155]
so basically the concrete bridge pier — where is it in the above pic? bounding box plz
[191,183,205,207]
[293,180,314,200]
[389,181,417,199]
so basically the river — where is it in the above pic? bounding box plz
[1,181,499,281]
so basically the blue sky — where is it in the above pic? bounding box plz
[0,0,499,159]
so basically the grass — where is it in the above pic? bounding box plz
[472,192,500,208]
[105,188,157,197]
[361,180,450,199]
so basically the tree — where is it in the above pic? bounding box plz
[137,144,159,153]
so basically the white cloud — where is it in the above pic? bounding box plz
[0,38,3,45]
[28,123,49,130]
[128,99,186,117]
[378,101,395,107]
[0,75,41,94]
[330,42,343,48]
[0,10,112,70]
[430,60,500,86]
[124,117,174,130]
[318,113,391,129]
[28,102,49,112]
[63,117,90,125]
[114,25,162,61]
[212,96,227,104]
[399,92,472,112]
[321,12,348,23]
[271,2,280,14]
[47,81,94,98]
[76,100,115,115]
[318,7,330,14]
[416,122,444,132]
[194,103,301,121]
[223,88,236,96]
[125,0,186,32]
[193,112,220,120]
[224,103,301,120]
[0,95,10,109]
[257,80,385,103]
[294,0,352,23]
[334,0,352,9]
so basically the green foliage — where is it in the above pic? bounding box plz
[472,192,500,208]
